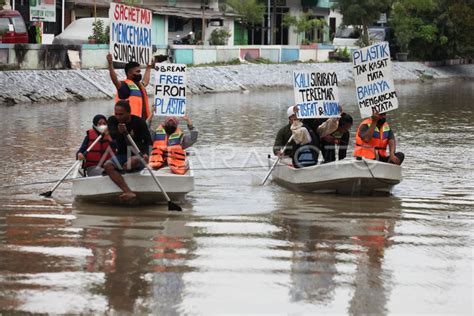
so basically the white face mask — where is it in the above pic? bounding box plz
[95,124,107,133]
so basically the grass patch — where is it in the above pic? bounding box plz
[0,64,21,71]
[189,59,241,67]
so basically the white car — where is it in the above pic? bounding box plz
[53,17,110,45]
[332,26,393,51]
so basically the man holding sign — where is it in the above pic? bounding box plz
[352,42,404,165]
[352,41,398,118]
[107,53,153,122]
[148,63,197,174]
[354,112,404,165]
[108,2,153,123]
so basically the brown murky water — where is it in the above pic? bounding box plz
[0,81,473,314]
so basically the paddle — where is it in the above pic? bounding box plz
[125,134,182,212]
[261,135,293,185]
[40,134,104,197]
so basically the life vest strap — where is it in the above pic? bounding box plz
[355,143,386,150]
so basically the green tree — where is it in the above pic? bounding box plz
[440,0,474,58]
[123,0,141,5]
[88,19,109,44]
[226,0,265,44]
[333,0,392,46]
[209,27,232,45]
[390,0,474,60]
[282,11,326,45]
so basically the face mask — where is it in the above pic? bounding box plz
[95,124,107,133]
[164,126,177,135]
[132,74,142,83]
[378,118,386,125]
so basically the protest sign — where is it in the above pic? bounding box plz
[293,70,341,119]
[109,2,152,65]
[352,41,398,118]
[154,64,187,117]
[30,0,56,22]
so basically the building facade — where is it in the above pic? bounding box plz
[5,0,342,46]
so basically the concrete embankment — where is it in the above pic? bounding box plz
[0,62,473,106]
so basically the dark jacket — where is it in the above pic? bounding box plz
[273,124,293,156]
[108,115,152,155]
[321,130,350,163]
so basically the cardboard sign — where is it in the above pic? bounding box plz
[109,2,153,65]
[352,41,398,118]
[293,70,341,118]
[154,64,186,117]
[30,0,56,22]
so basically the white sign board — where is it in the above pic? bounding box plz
[30,0,56,22]
[109,2,153,65]
[154,64,187,117]
[352,41,398,118]
[293,70,341,118]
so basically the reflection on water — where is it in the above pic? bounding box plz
[0,81,473,314]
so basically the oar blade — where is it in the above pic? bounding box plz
[40,191,53,197]
[168,201,182,212]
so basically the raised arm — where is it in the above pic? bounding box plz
[107,53,121,90]
[142,63,153,87]
[181,115,198,149]
[360,115,380,143]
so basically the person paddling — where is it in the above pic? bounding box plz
[103,100,153,202]
[76,114,116,176]
[273,106,319,168]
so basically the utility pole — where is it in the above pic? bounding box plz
[267,0,271,45]
[271,0,277,44]
[61,0,65,31]
[201,7,206,43]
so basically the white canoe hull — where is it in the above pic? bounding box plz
[271,158,402,195]
[72,166,194,204]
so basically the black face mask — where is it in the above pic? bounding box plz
[132,74,142,83]
[164,126,177,135]
[378,118,386,125]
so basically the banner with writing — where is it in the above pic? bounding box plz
[352,41,398,118]
[154,64,187,117]
[29,0,56,22]
[293,70,341,118]
[109,2,152,65]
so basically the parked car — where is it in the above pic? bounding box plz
[0,10,28,43]
[332,26,399,57]
[52,17,109,45]
[332,26,361,51]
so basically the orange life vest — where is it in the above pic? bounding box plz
[354,118,390,159]
[115,79,150,120]
[84,129,113,168]
[149,125,187,175]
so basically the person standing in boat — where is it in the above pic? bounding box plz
[149,115,198,174]
[103,100,153,201]
[106,53,153,124]
[76,114,116,177]
[317,112,353,163]
[354,112,404,165]
[273,106,319,168]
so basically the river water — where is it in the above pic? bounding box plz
[0,80,473,314]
